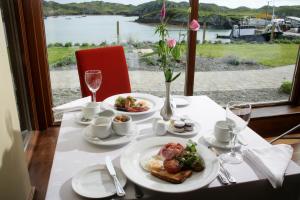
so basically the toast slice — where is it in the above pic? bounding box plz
[150,169,192,184]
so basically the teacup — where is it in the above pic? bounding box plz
[112,115,133,136]
[152,117,167,136]
[214,120,231,143]
[90,117,112,139]
[82,102,100,120]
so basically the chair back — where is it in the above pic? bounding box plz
[75,46,131,101]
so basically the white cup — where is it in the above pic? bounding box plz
[112,115,133,136]
[214,120,231,143]
[82,102,100,120]
[90,117,112,139]
[152,117,167,136]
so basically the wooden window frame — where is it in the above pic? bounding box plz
[8,0,300,136]
[13,0,53,130]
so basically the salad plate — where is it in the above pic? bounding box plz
[72,164,126,198]
[83,124,138,146]
[120,137,219,193]
[102,93,163,116]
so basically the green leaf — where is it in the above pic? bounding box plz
[164,68,173,82]
[171,72,181,82]
[141,51,157,58]
[171,45,182,61]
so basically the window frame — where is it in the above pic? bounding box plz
[11,0,300,133]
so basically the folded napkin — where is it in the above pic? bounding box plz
[243,144,293,188]
[52,96,91,113]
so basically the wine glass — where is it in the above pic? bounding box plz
[85,70,102,102]
[220,101,251,164]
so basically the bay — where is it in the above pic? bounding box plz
[44,15,231,44]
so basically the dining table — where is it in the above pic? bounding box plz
[46,95,300,200]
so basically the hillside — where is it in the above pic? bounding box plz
[43,1,300,28]
[43,1,136,16]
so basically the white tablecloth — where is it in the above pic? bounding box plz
[46,96,300,200]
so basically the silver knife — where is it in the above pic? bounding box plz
[105,156,126,197]
[208,146,236,184]
[217,171,229,185]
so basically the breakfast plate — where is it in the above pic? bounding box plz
[83,124,138,146]
[202,131,241,149]
[120,137,219,193]
[167,121,201,137]
[72,164,126,198]
[102,93,163,116]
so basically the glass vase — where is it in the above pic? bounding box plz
[160,82,174,121]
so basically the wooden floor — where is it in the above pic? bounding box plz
[28,127,300,200]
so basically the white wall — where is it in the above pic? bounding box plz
[0,11,32,200]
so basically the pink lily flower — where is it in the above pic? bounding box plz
[167,39,176,48]
[189,19,200,31]
[160,0,166,21]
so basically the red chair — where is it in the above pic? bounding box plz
[75,46,131,101]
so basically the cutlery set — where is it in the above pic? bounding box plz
[208,146,236,185]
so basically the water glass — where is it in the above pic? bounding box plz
[220,101,251,164]
[85,70,102,102]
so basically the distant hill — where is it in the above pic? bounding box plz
[43,1,300,28]
[43,1,136,16]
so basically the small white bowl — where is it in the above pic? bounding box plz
[112,115,133,136]
[90,117,112,139]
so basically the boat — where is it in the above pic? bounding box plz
[217,23,283,42]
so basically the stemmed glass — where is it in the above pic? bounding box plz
[220,101,252,164]
[85,70,102,102]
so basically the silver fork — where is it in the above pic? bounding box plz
[209,146,236,184]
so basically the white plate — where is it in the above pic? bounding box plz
[173,95,191,107]
[120,137,219,193]
[72,164,126,198]
[202,131,241,150]
[83,125,138,146]
[167,121,201,137]
[102,93,163,116]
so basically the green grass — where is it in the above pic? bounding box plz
[47,47,78,65]
[196,43,299,67]
[280,80,292,94]
[47,43,299,68]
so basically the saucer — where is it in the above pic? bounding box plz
[74,113,93,126]
[83,124,138,146]
[202,132,241,150]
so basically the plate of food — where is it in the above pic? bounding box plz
[167,118,200,137]
[102,93,163,116]
[120,137,219,193]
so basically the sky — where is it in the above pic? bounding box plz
[46,0,300,9]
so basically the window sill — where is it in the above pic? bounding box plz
[249,104,300,137]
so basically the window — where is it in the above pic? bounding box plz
[43,0,190,121]
[12,0,300,130]
[195,0,300,106]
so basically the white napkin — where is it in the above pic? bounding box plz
[243,144,293,188]
[52,96,91,113]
